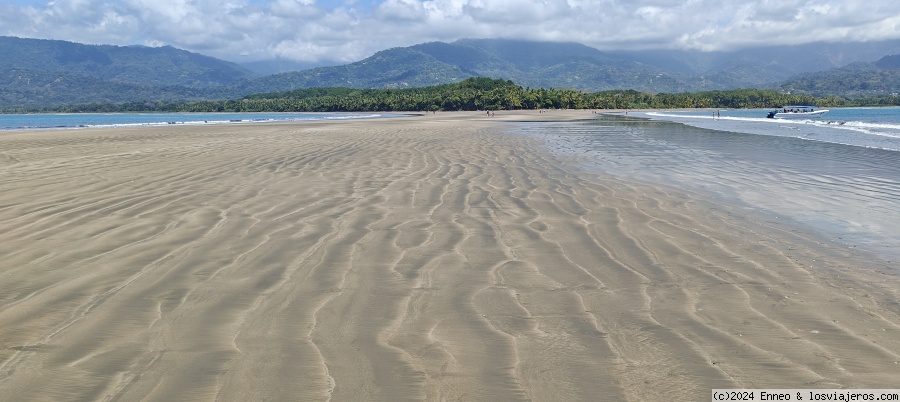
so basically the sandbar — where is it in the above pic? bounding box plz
[0,111,898,401]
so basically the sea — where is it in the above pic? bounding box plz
[644,107,900,152]
[516,107,900,264]
[0,112,396,131]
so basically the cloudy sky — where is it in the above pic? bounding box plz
[2,0,900,65]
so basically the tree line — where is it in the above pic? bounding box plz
[4,77,900,114]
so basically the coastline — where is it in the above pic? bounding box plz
[0,111,403,132]
[0,111,898,400]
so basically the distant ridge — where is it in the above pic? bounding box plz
[0,36,253,87]
[232,39,689,93]
[232,38,900,95]
[874,55,900,69]
[778,61,900,97]
[4,36,900,107]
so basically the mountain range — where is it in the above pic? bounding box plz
[243,39,900,94]
[2,36,900,108]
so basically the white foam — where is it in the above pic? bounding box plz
[638,111,900,151]
[0,113,396,131]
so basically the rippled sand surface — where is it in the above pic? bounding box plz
[1,112,898,401]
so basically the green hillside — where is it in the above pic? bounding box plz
[231,39,694,93]
[3,36,900,108]
[0,36,253,87]
[227,47,471,93]
[1,68,210,107]
[779,61,900,97]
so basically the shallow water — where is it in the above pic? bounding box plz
[514,115,900,263]
[0,112,396,130]
[643,107,900,151]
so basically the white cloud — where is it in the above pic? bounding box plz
[375,0,426,21]
[2,0,900,64]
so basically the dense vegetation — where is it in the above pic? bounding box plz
[778,62,900,97]
[0,36,255,107]
[5,78,898,114]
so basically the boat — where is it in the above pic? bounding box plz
[766,106,829,119]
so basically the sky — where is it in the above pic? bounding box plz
[2,0,900,65]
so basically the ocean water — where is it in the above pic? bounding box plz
[0,112,395,131]
[515,108,900,264]
[642,107,900,151]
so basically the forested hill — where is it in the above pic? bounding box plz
[3,36,900,108]
[188,78,887,112]
[230,39,736,94]
[13,77,900,115]
[0,36,253,107]
[234,38,900,96]
[778,57,900,97]
[875,55,900,69]
[34,77,900,115]
[0,36,253,87]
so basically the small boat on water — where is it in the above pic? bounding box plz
[766,106,829,119]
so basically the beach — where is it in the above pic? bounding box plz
[0,111,898,401]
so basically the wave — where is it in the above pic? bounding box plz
[323,114,385,120]
[641,111,900,151]
[647,111,900,136]
[0,113,394,131]
[827,120,900,138]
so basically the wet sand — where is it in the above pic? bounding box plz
[1,111,898,401]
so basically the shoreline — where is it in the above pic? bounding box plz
[633,109,900,152]
[1,111,898,400]
[521,112,900,264]
[0,111,407,132]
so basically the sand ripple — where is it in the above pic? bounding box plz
[1,113,898,401]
